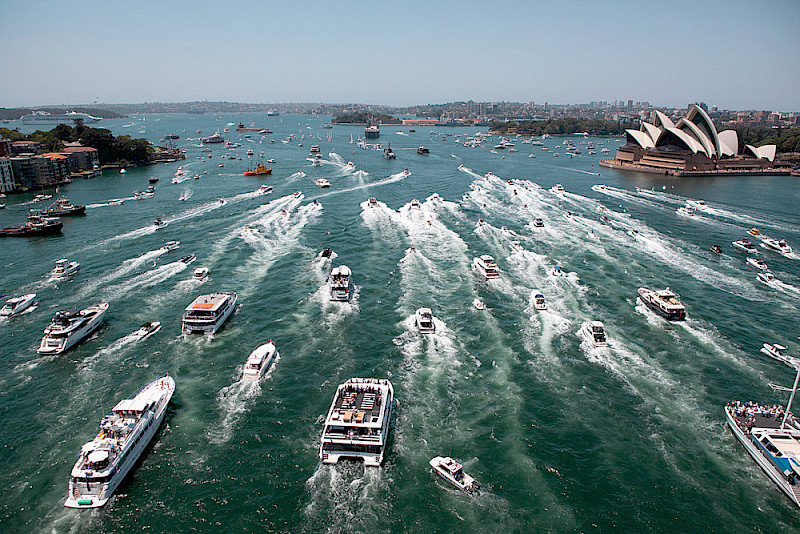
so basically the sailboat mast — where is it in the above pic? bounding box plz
[780,366,800,430]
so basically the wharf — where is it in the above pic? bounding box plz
[599,159,792,177]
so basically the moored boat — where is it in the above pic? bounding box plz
[319,377,394,466]
[181,292,237,335]
[242,340,279,380]
[637,287,686,321]
[415,307,436,334]
[0,293,37,317]
[64,374,175,508]
[429,456,481,494]
[38,303,108,354]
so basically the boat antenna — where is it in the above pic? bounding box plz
[780,366,800,430]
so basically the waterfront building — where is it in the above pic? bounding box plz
[0,158,14,192]
[605,103,780,175]
[11,140,41,155]
[9,154,68,189]
[61,146,100,170]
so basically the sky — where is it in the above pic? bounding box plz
[2,0,799,111]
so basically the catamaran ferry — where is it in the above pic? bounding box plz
[64,374,175,508]
[319,378,394,466]
[181,292,237,335]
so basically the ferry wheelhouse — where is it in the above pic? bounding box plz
[64,374,175,508]
[319,378,394,467]
[181,292,237,335]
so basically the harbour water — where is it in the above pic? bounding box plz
[1,114,799,532]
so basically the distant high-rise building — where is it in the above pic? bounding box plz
[627,99,633,111]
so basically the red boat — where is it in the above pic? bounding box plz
[244,163,272,176]
[0,211,63,237]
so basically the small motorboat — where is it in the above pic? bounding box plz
[368,197,378,208]
[551,266,564,277]
[242,340,279,380]
[532,218,544,228]
[710,245,723,254]
[676,205,696,217]
[292,191,302,199]
[749,228,760,236]
[746,257,768,271]
[473,255,500,279]
[757,271,775,286]
[429,456,480,495]
[257,185,273,195]
[761,343,792,364]
[550,184,565,194]
[320,247,333,258]
[50,259,80,279]
[532,291,547,311]
[509,240,523,252]
[315,178,331,188]
[0,293,37,317]
[149,176,159,184]
[581,320,609,348]
[473,298,486,310]
[192,267,208,280]
[162,240,180,251]
[410,199,421,210]
[154,218,167,229]
[181,254,196,265]
[415,307,436,334]
[731,238,757,253]
[134,322,161,339]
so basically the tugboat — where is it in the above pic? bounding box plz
[0,210,63,237]
[244,160,272,176]
[43,196,86,216]
[383,143,396,159]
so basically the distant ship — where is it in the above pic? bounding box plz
[365,123,380,139]
[267,110,280,116]
[21,111,101,124]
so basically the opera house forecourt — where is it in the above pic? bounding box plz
[600,103,788,176]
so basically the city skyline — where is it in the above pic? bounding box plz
[3,0,799,111]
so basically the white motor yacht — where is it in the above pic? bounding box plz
[153,218,167,229]
[315,178,331,188]
[429,456,481,494]
[732,238,757,253]
[162,240,180,252]
[410,199,422,210]
[134,322,161,339]
[181,292,237,335]
[532,291,547,311]
[319,378,394,467]
[192,267,208,280]
[473,255,500,279]
[760,343,793,366]
[50,259,80,279]
[242,340,279,380]
[637,287,686,321]
[762,237,793,255]
[0,293,37,317]
[532,217,544,228]
[256,185,273,195]
[180,254,196,265]
[64,374,174,508]
[581,321,609,348]
[473,298,486,310]
[329,265,353,301]
[368,197,378,208]
[676,205,696,217]
[757,271,776,286]
[38,303,108,355]
[550,184,565,194]
[747,257,768,271]
[415,308,436,334]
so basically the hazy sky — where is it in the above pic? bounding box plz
[3,0,799,110]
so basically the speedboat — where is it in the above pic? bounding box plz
[550,184,565,194]
[710,245,723,254]
[242,340,279,380]
[64,374,174,508]
[162,240,180,252]
[757,271,776,286]
[749,228,760,236]
[509,240,523,252]
[368,197,378,208]
[532,217,544,228]
[430,456,480,494]
[676,205,696,217]
[315,178,331,188]
[747,257,768,271]
[0,293,37,317]
[551,265,565,277]
[256,185,273,195]
[180,254,196,264]
[473,255,500,279]
[686,199,707,210]
[473,298,486,310]
[760,343,793,365]
[410,199,421,210]
[761,237,793,255]
[192,267,208,280]
[732,238,757,253]
[181,292,237,335]
[50,259,80,279]
[415,308,436,334]
[154,218,167,229]
[637,287,686,321]
[532,291,546,311]
[320,247,333,258]
[134,322,161,339]
[329,265,353,301]
[319,377,394,466]
[581,321,609,348]
[591,184,608,192]
[417,146,430,154]
[38,303,109,355]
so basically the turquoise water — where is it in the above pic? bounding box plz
[1,114,799,533]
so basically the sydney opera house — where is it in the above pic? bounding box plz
[601,104,784,176]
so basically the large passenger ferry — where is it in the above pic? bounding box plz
[319,378,394,466]
[64,374,175,508]
[37,303,108,354]
[181,292,237,335]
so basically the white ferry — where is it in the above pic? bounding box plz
[0,293,36,317]
[64,374,175,508]
[473,255,500,279]
[329,265,353,301]
[22,110,101,124]
[415,307,436,334]
[637,287,686,321]
[581,320,608,348]
[181,292,237,335]
[38,303,108,355]
[50,259,80,279]
[726,396,800,508]
[242,340,279,380]
[429,456,481,494]
[319,378,394,467]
